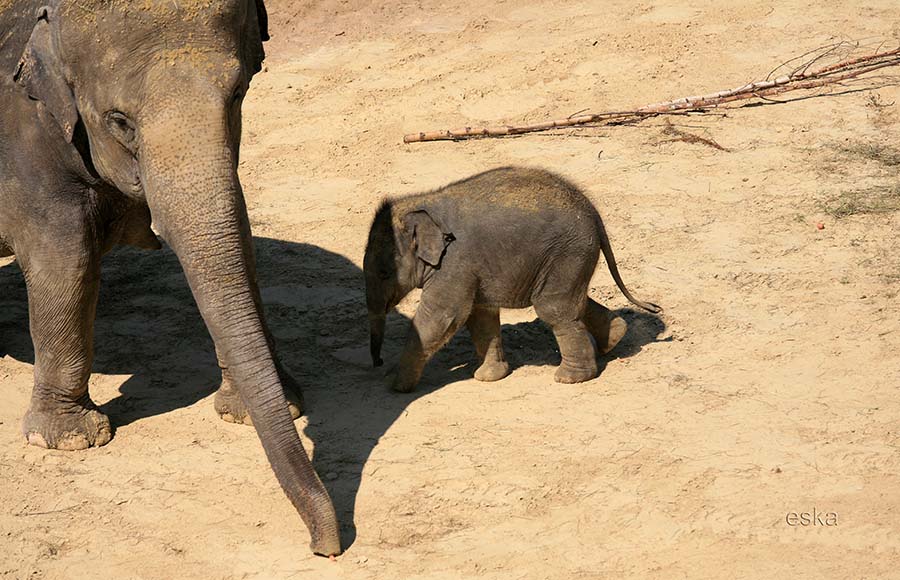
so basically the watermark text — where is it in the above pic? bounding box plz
[785,508,838,527]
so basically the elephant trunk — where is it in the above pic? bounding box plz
[137,109,341,556]
[365,273,386,367]
[369,312,385,367]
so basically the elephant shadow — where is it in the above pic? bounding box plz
[0,238,666,549]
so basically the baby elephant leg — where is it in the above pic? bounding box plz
[549,320,598,383]
[583,298,627,355]
[535,300,598,384]
[466,306,510,382]
[390,298,471,393]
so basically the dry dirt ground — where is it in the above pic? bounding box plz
[3,1,900,578]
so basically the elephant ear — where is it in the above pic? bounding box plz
[13,6,78,143]
[402,210,455,268]
[246,0,269,73]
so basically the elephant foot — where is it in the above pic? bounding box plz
[554,361,598,384]
[474,360,510,382]
[598,316,628,355]
[22,398,112,451]
[385,367,417,393]
[585,301,628,355]
[215,363,304,426]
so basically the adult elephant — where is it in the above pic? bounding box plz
[0,0,341,556]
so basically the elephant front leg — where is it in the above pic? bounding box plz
[389,297,472,393]
[466,306,510,382]
[20,256,111,450]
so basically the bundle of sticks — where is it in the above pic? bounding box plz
[403,42,900,144]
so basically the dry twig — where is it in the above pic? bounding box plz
[403,42,900,143]
[655,121,731,152]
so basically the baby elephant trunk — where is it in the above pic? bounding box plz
[369,312,385,367]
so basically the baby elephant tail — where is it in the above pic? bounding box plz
[596,222,662,314]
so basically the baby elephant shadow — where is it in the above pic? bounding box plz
[316,302,665,549]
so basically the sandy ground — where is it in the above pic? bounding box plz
[3,1,900,578]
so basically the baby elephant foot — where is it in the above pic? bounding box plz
[473,360,510,382]
[585,302,628,355]
[215,365,303,426]
[385,366,418,393]
[22,398,112,451]
[598,316,628,355]
[554,362,599,384]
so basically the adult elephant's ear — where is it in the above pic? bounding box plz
[402,210,455,268]
[247,0,269,73]
[13,6,78,143]
[254,0,270,41]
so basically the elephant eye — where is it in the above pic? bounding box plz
[377,268,391,280]
[104,110,136,149]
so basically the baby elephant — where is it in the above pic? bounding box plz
[364,166,660,392]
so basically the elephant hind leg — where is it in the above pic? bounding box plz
[215,358,303,425]
[466,306,510,382]
[215,231,302,425]
[583,298,627,355]
[533,252,600,383]
[545,319,598,384]
[20,249,111,450]
[534,296,598,384]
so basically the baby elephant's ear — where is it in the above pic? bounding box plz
[402,210,453,267]
[13,7,78,142]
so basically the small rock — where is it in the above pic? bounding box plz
[816,222,825,230]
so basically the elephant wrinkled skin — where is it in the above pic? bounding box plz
[0,0,340,556]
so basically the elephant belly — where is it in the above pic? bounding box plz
[475,270,539,310]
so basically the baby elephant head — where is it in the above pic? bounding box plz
[364,203,454,367]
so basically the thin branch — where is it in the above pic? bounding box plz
[403,42,900,144]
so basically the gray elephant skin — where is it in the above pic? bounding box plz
[0,0,340,555]
[365,167,661,392]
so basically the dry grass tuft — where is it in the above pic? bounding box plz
[823,140,900,217]
[834,141,900,167]
[822,183,900,217]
